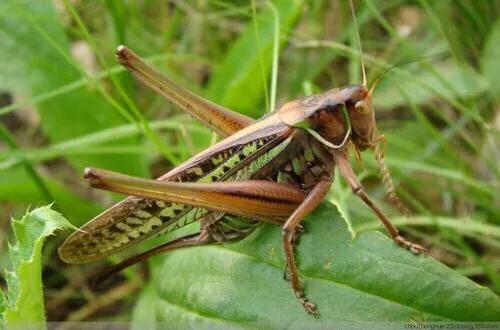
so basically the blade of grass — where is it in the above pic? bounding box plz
[105,0,127,44]
[355,216,500,239]
[418,0,485,126]
[385,158,495,196]
[1,0,148,176]
[62,0,178,164]
[267,0,279,113]
[13,4,136,124]
[363,0,482,159]
[0,53,206,117]
[0,118,206,168]
[207,0,303,118]
[457,261,500,277]
[251,0,269,112]
[295,39,487,127]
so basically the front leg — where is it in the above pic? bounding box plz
[333,150,426,254]
[282,179,332,316]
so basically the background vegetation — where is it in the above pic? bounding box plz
[0,0,499,325]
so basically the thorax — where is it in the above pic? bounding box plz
[253,129,335,191]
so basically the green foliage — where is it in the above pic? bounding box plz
[0,0,498,323]
[1,206,73,327]
[132,204,499,326]
[481,20,500,98]
[207,0,303,117]
[0,168,100,225]
[0,0,148,176]
[374,63,489,110]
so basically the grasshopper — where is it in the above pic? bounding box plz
[58,2,426,316]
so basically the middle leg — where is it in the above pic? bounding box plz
[281,179,332,316]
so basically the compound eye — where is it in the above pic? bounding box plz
[355,100,371,115]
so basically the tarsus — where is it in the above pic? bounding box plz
[374,139,411,217]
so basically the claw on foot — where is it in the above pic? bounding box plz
[291,225,304,245]
[295,224,304,234]
[296,291,319,317]
[395,235,427,254]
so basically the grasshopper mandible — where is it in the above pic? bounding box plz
[58,2,426,316]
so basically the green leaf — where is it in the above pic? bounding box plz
[0,290,5,323]
[481,19,500,98]
[374,63,489,110]
[143,203,499,326]
[1,206,73,328]
[207,0,303,118]
[0,0,148,176]
[0,167,100,226]
[131,283,159,330]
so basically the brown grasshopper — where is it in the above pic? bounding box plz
[58,3,426,316]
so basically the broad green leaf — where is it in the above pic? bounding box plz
[1,206,73,328]
[481,19,500,98]
[0,0,148,176]
[374,63,489,110]
[131,283,159,330]
[143,203,499,327]
[207,0,303,118]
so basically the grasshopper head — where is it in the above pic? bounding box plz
[278,85,378,149]
[290,85,380,151]
[344,85,378,151]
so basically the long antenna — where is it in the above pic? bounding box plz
[349,0,367,86]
